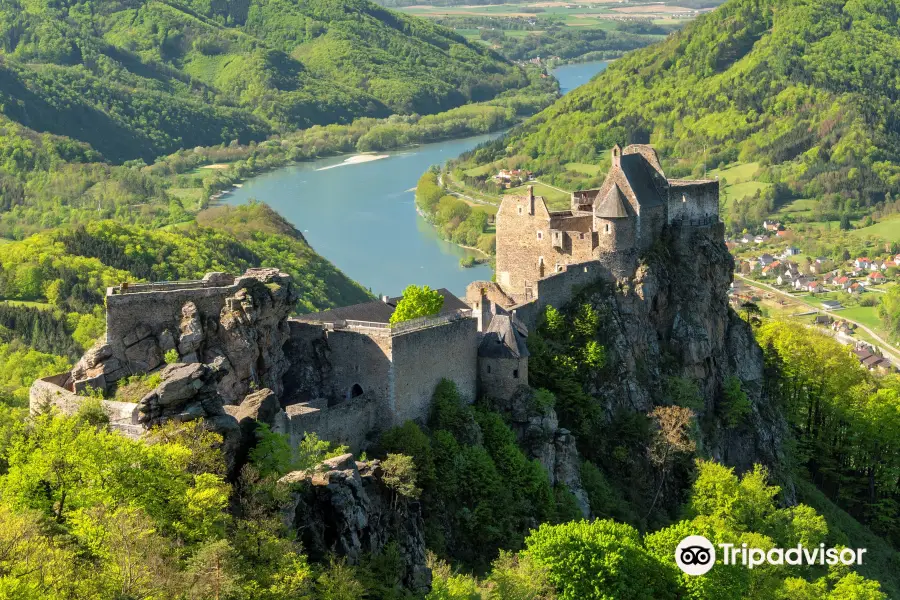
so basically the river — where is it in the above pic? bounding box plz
[225,60,609,297]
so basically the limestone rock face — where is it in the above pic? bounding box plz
[492,387,591,517]
[69,268,299,404]
[137,362,241,473]
[577,225,792,498]
[209,270,298,403]
[280,455,431,594]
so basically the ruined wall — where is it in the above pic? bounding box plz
[495,191,554,297]
[668,181,719,225]
[326,330,393,407]
[391,318,478,424]
[105,280,238,362]
[30,375,141,436]
[479,357,528,401]
[286,397,378,451]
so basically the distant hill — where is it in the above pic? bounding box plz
[0,0,524,162]
[459,0,900,229]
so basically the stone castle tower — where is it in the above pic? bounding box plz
[494,144,719,301]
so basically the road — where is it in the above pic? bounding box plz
[736,274,900,365]
[438,174,498,207]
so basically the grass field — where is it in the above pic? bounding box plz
[0,299,54,310]
[507,182,570,209]
[399,2,700,28]
[168,188,207,205]
[708,162,771,207]
[565,162,602,176]
[463,163,496,177]
[850,216,900,243]
[838,305,884,331]
[774,197,817,219]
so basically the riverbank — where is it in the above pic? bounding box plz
[410,60,610,257]
[158,67,558,208]
[221,132,499,296]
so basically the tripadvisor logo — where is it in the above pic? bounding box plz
[675,535,867,576]
[675,536,716,575]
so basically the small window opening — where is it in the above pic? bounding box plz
[513,369,520,379]
[487,365,492,374]
[348,384,363,399]
[518,206,523,215]
[537,231,543,240]
[605,223,611,234]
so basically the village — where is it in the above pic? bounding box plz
[727,219,899,374]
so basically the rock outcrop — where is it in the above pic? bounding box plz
[280,454,431,594]
[136,361,242,473]
[489,386,591,517]
[70,268,299,404]
[576,225,792,497]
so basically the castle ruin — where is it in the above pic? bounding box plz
[30,145,720,452]
[495,144,718,301]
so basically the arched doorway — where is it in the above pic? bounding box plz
[348,383,364,399]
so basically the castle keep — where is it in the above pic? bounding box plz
[31,145,719,451]
[495,144,718,301]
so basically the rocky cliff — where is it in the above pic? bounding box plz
[280,454,431,594]
[572,225,791,496]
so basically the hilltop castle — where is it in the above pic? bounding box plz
[31,145,720,453]
[495,144,719,300]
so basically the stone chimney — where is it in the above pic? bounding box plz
[611,144,622,168]
[527,185,535,215]
[381,295,390,303]
[476,289,493,333]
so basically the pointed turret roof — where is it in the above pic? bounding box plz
[478,315,529,359]
[595,184,629,218]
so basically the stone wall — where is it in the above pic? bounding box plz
[286,397,378,451]
[105,276,238,363]
[30,375,141,436]
[391,317,478,424]
[326,330,393,407]
[668,181,719,225]
[595,216,635,254]
[85,269,298,403]
[495,190,554,297]
[508,260,613,330]
[638,203,667,252]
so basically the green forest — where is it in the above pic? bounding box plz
[451,0,900,232]
[0,0,899,597]
[0,0,527,162]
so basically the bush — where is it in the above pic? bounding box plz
[523,519,679,600]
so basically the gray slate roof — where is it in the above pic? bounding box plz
[478,315,529,359]
[619,153,666,209]
[595,184,629,218]
[295,288,469,324]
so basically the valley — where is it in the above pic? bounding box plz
[0,0,899,598]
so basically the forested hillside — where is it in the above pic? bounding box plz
[0,202,371,403]
[0,0,525,162]
[457,0,900,229]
